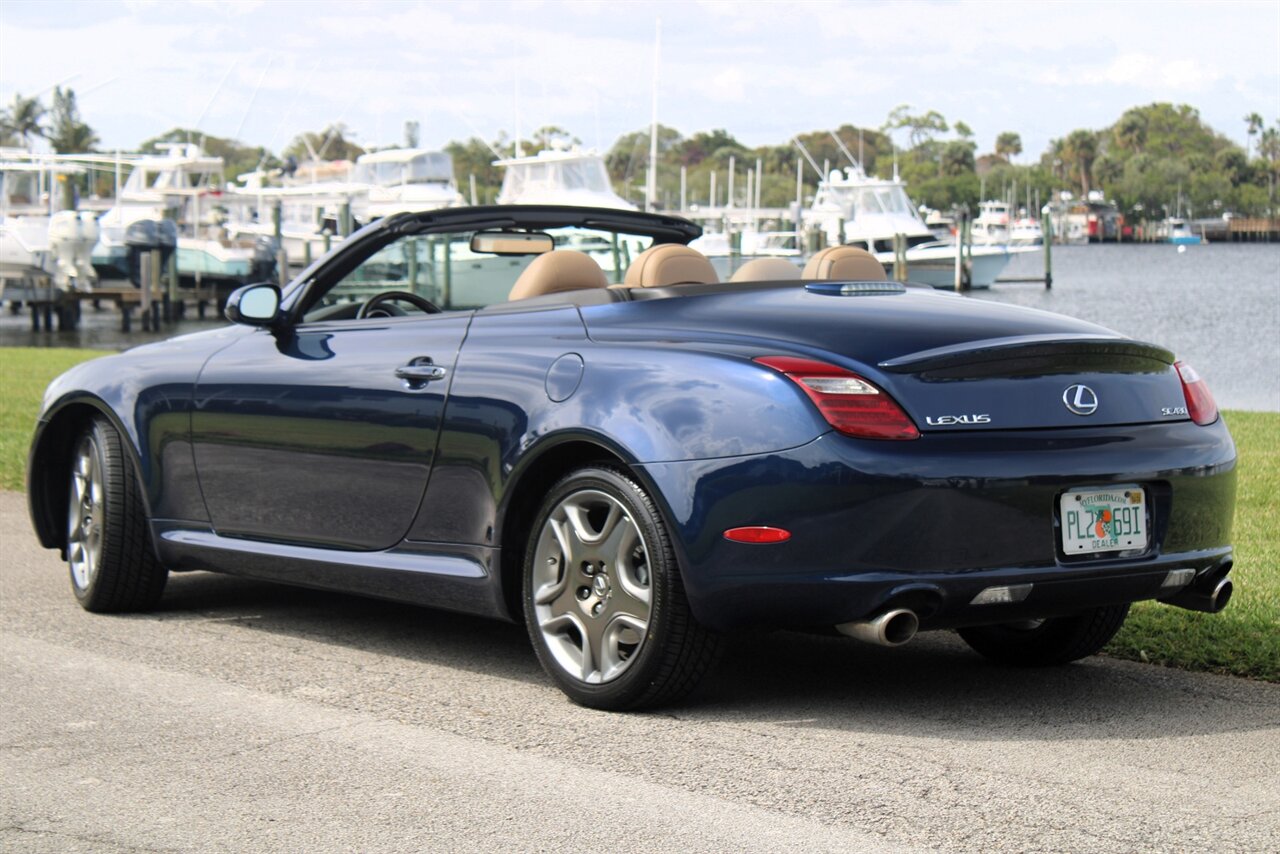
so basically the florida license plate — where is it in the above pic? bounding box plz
[1059,486,1149,555]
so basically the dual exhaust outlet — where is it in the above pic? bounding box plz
[835,569,1234,648]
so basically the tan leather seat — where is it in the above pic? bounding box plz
[729,257,802,282]
[801,245,887,281]
[507,250,608,301]
[624,244,719,287]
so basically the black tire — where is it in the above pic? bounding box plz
[958,604,1130,666]
[65,416,168,612]
[523,466,721,711]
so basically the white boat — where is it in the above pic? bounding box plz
[809,165,1013,288]
[972,200,1012,245]
[354,148,465,219]
[226,148,466,265]
[1,155,98,292]
[495,145,634,209]
[1165,218,1202,245]
[1009,216,1043,246]
[94,144,274,286]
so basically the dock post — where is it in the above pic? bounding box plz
[150,250,162,329]
[954,211,967,293]
[1042,208,1053,289]
[441,236,452,306]
[277,247,289,289]
[729,228,741,277]
[324,232,331,254]
[610,233,621,283]
[167,253,179,319]
[140,251,153,331]
[340,202,352,238]
[407,238,419,294]
[303,240,312,268]
[272,200,282,244]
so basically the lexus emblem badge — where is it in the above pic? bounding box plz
[1063,384,1099,416]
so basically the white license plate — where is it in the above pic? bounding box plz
[1059,486,1149,555]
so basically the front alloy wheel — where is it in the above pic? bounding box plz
[524,466,719,710]
[66,417,168,612]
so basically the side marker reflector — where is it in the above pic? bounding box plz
[723,527,792,544]
[970,584,1034,606]
[1161,568,1196,589]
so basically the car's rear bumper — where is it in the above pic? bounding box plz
[638,419,1237,632]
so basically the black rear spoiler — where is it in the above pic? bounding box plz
[879,334,1175,375]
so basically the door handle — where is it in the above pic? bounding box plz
[395,357,447,386]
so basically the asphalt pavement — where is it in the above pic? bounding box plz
[2,491,1277,853]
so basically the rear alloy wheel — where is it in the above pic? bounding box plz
[958,604,1130,666]
[523,466,720,710]
[66,417,168,612]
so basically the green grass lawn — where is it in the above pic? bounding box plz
[0,347,111,492]
[2,346,1276,680]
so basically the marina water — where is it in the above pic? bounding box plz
[976,243,1279,412]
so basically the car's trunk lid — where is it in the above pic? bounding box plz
[583,285,1190,431]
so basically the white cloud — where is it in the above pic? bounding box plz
[700,67,747,103]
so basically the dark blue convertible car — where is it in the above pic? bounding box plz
[28,206,1237,709]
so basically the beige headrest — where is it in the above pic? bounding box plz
[624,243,719,287]
[508,250,608,301]
[729,257,803,283]
[801,245,887,281]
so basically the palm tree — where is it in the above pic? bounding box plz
[995,132,1022,161]
[0,93,47,148]
[1245,113,1265,159]
[1062,130,1099,196]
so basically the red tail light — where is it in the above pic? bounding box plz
[1175,361,1218,426]
[754,356,920,440]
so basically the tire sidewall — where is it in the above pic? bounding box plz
[69,422,112,607]
[522,466,679,709]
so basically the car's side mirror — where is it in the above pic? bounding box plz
[225,283,282,326]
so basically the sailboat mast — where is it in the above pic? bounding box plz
[647,18,661,211]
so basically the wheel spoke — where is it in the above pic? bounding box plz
[530,485,655,687]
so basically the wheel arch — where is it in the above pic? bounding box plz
[493,433,676,623]
[28,398,150,553]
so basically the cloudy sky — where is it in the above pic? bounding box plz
[2,0,1277,161]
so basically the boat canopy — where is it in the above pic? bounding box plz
[352,150,455,187]
[498,156,612,199]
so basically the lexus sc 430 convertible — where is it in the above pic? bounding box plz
[28,206,1237,710]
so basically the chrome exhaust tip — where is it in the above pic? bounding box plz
[1161,574,1233,614]
[836,608,919,647]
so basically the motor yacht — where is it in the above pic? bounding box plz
[809,165,1012,288]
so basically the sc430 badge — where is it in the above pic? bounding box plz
[924,413,992,426]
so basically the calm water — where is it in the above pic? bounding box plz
[3,243,1277,411]
[973,243,1280,411]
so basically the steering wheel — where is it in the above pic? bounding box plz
[356,290,442,319]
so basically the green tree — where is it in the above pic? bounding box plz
[995,131,1022,160]
[0,92,47,147]
[1245,112,1264,159]
[444,136,504,204]
[285,124,365,163]
[140,128,276,183]
[1061,129,1099,195]
[883,104,949,147]
[47,87,98,154]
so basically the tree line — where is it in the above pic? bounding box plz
[3,90,1277,220]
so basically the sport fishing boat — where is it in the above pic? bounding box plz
[93,144,274,286]
[809,164,1013,288]
[1165,218,1202,245]
[1,155,98,293]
